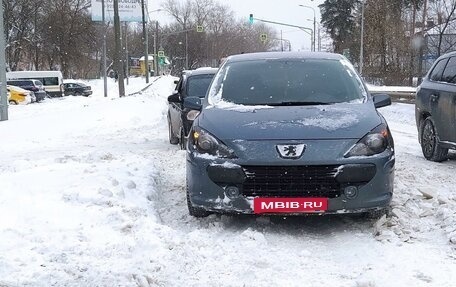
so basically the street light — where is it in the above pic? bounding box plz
[299,4,316,52]
[147,9,163,76]
[306,19,321,51]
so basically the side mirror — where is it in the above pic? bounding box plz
[183,97,202,111]
[373,93,391,109]
[168,93,181,103]
[174,80,179,85]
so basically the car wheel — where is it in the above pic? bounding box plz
[8,100,17,105]
[179,129,187,150]
[168,114,179,145]
[420,117,448,162]
[75,92,82,97]
[186,185,211,218]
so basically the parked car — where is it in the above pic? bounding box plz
[167,67,218,149]
[7,70,64,97]
[416,51,456,162]
[63,80,93,97]
[7,85,32,105]
[7,79,47,102]
[173,52,395,218]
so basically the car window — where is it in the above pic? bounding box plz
[175,77,184,93]
[42,77,59,85]
[186,75,214,98]
[209,58,365,105]
[441,57,456,84]
[429,58,449,82]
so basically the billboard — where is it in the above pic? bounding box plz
[91,0,143,22]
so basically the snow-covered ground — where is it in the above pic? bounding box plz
[1,77,455,286]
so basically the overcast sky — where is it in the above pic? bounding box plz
[148,0,325,51]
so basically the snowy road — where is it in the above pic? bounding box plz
[1,77,455,286]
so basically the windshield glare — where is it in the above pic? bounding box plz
[187,75,214,98]
[208,59,366,106]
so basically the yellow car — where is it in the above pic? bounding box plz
[7,85,32,105]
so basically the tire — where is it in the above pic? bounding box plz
[420,117,448,162]
[75,92,82,97]
[8,100,17,105]
[186,185,211,218]
[179,129,187,150]
[168,115,179,145]
[365,207,389,219]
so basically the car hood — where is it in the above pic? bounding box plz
[198,102,383,140]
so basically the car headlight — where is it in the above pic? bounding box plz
[345,123,394,157]
[190,127,237,158]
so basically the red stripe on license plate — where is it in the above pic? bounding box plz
[254,198,328,214]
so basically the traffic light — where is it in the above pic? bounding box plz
[249,14,254,25]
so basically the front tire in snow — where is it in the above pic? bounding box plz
[365,207,389,219]
[168,114,179,145]
[179,129,187,150]
[186,185,211,218]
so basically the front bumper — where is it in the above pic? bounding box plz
[186,143,395,215]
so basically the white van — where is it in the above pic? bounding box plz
[6,71,64,97]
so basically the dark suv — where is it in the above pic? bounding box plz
[7,79,47,102]
[167,67,218,149]
[416,51,456,162]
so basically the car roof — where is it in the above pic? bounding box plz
[224,51,345,63]
[183,67,218,77]
[63,79,88,85]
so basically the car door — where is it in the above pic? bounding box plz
[439,57,456,143]
[169,76,185,136]
[435,56,456,142]
[419,58,449,138]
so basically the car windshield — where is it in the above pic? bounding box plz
[34,80,43,86]
[186,75,214,98]
[208,58,367,106]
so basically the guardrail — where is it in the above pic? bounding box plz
[367,85,416,104]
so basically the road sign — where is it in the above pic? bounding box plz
[196,25,204,33]
[260,33,267,42]
[158,50,165,57]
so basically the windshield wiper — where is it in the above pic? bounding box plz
[266,101,333,106]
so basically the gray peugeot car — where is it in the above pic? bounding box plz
[178,52,395,218]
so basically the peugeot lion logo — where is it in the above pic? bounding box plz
[276,144,306,159]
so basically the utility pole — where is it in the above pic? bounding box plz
[0,1,8,121]
[154,21,159,76]
[141,0,149,83]
[125,22,129,85]
[185,31,189,69]
[114,0,125,97]
[360,0,365,75]
[102,0,107,97]
[418,0,428,84]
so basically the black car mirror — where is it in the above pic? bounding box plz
[174,80,179,85]
[183,97,202,111]
[373,93,391,109]
[168,93,181,103]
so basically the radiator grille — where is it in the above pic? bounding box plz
[242,165,342,198]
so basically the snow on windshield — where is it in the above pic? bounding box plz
[208,58,365,107]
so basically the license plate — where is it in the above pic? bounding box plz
[253,198,328,214]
